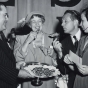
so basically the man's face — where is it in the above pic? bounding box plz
[30,16,43,33]
[0,5,8,32]
[62,13,75,34]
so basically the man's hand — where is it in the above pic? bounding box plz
[47,46,54,56]
[52,38,63,58]
[18,69,35,79]
[53,38,62,53]
[64,54,73,65]
[16,61,26,69]
[64,54,75,71]
[75,64,88,75]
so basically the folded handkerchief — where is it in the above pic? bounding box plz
[69,50,82,65]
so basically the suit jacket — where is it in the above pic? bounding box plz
[73,35,88,88]
[57,31,84,88]
[0,38,19,88]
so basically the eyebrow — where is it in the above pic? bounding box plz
[31,19,42,21]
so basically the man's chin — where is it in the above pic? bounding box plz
[3,28,6,30]
[1,27,6,32]
[64,30,67,33]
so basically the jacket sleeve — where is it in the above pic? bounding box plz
[56,40,72,75]
[57,56,71,75]
[14,36,26,62]
[0,49,19,85]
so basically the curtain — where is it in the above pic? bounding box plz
[5,0,87,35]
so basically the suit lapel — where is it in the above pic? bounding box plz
[82,36,88,54]
[67,36,76,52]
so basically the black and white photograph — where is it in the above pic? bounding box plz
[0,0,88,88]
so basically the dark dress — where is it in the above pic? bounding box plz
[74,36,88,88]
[0,33,19,88]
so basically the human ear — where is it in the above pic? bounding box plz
[74,19,79,26]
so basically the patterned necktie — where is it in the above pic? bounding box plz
[73,36,78,50]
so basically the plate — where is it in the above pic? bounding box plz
[25,62,49,66]
[24,62,60,78]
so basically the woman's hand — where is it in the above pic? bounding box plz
[17,18,26,24]
[14,18,26,29]
[17,14,28,27]
[21,31,37,53]
[27,31,37,43]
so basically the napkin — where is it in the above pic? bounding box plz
[69,50,82,65]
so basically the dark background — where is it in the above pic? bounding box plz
[0,0,15,6]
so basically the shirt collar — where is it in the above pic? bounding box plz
[71,29,81,44]
[74,29,81,41]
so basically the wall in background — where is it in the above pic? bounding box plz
[4,0,88,36]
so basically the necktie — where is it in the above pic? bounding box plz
[73,36,78,50]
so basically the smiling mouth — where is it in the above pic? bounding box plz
[36,27,40,30]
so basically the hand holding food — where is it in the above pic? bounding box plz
[53,38,62,53]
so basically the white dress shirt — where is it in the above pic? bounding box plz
[71,29,81,44]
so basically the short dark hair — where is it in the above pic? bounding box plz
[0,3,6,11]
[81,7,88,21]
[64,10,81,24]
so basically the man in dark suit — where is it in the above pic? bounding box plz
[0,3,35,88]
[48,10,84,88]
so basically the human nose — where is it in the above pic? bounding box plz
[80,21,82,26]
[35,22,40,26]
[61,21,64,27]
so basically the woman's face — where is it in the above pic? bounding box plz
[81,13,88,33]
[30,16,43,32]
